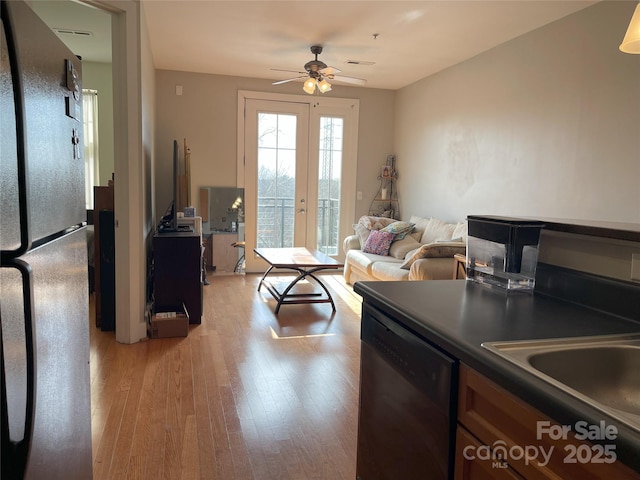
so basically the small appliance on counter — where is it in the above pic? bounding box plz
[466,215,545,291]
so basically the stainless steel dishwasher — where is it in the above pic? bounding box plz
[356,303,458,480]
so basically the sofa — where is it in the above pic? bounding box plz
[343,215,467,284]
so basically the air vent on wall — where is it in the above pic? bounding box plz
[53,28,93,37]
[345,60,375,66]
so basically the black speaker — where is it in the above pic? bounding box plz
[98,210,115,331]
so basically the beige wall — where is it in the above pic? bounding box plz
[154,70,395,223]
[395,1,640,225]
[151,1,639,285]
[82,61,114,186]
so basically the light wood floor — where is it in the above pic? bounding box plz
[89,272,363,479]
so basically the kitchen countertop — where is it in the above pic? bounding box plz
[354,279,640,473]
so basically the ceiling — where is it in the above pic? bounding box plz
[30,1,113,63]
[33,0,597,91]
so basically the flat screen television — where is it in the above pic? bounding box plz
[158,140,181,232]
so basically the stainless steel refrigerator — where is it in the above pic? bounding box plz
[1,1,92,478]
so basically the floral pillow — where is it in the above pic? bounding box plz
[381,221,415,240]
[353,215,397,246]
[362,229,395,256]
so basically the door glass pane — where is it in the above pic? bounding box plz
[317,116,343,255]
[257,113,296,248]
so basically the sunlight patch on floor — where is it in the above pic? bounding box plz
[269,326,336,340]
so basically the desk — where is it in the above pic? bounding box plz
[254,247,343,314]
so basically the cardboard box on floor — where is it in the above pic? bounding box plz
[148,303,189,338]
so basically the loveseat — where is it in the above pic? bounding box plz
[343,215,467,284]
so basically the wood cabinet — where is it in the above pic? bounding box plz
[153,232,202,324]
[455,426,524,480]
[456,364,639,480]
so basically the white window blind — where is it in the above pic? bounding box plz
[82,89,99,209]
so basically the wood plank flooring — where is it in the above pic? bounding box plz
[90,272,363,479]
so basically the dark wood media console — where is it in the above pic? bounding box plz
[153,231,202,324]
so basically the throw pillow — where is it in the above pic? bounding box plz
[362,230,395,256]
[409,215,431,237]
[400,241,466,270]
[354,215,397,247]
[388,235,421,259]
[452,221,468,243]
[400,247,422,270]
[353,222,371,247]
[381,221,415,240]
[420,217,457,244]
[360,215,396,231]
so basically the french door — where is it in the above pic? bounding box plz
[240,92,358,273]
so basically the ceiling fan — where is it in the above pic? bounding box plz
[272,45,367,94]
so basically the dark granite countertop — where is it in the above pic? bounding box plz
[354,279,640,473]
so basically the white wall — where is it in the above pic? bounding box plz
[154,70,395,223]
[395,1,640,224]
[98,0,154,344]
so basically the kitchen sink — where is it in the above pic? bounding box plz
[482,333,640,431]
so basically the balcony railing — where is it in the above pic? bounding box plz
[257,197,340,254]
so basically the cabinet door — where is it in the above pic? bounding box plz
[458,364,640,480]
[455,426,524,480]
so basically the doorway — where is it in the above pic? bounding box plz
[239,91,359,272]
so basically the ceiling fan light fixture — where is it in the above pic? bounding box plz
[303,78,316,94]
[620,2,640,54]
[274,46,366,92]
[317,78,332,93]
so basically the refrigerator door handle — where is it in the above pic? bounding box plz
[0,261,35,479]
[0,0,32,261]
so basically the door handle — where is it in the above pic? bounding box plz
[0,14,31,260]
[0,260,35,477]
[297,209,306,214]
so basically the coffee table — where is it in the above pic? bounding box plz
[254,247,344,314]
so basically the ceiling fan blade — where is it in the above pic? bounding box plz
[272,76,306,85]
[271,68,306,74]
[330,74,367,86]
[321,66,341,76]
